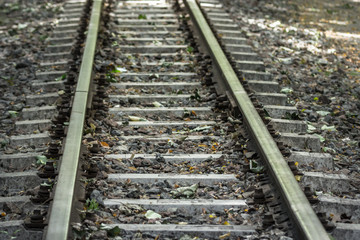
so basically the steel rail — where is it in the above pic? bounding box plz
[45,0,102,239]
[184,0,330,239]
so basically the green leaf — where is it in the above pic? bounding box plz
[186,46,194,53]
[284,112,301,120]
[161,62,173,67]
[0,138,9,148]
[40,180,54,189]
[145,210,162,219]
[36,155,47,165]
[138,14,147,19]
[249,160,265,173]
[85,198,99,211]
[170,183,198,199]
[100,224,122,237]
[105,73,117,82]
[341,3,352,9]
[111,66,127,74]
[8,111,18,118]
[39,35,48,41]
[55,74,66,81]
[190,89,201,101]
[73,225,87,239]
[321,125,336,132]
[322,147,336,153]
[17,23,28,29]
[314,134,325,142]
[280,87,293,94]
[307,124,316,133]
[107,226,121,237]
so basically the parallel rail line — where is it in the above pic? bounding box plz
[184,1,327,239]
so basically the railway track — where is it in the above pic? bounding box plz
[0,0,359,239]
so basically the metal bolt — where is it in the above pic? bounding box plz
[234,143,242,151]
[30,210,44,224]
[288,161,301,175]
[44,162,55,174]
[86,163,99,178]
[220,112,228,121]
[227,125,235,133]
[89,143,100,154]
[254,188,265,204]
[275,214,289,224]
[304,186,319,204]
[48,141,59,154]
[262,213,275,228]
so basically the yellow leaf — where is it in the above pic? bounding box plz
[244,209,248,212]
[211,145,217,151]
[90,123,96,131]
[128,166,137,171]
[191,110,197,116]
[184,118,191,121]
[219,233,231,239]
[100,141,109,148]
[295,175,302,181]
[209,214,216,218]
[223,221,230,225]
[1,212,6,217]
[294,161,299,166]
[198,144,207,148]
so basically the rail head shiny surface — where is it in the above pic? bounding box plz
[184,0,330,239]
[45,0,103,239]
